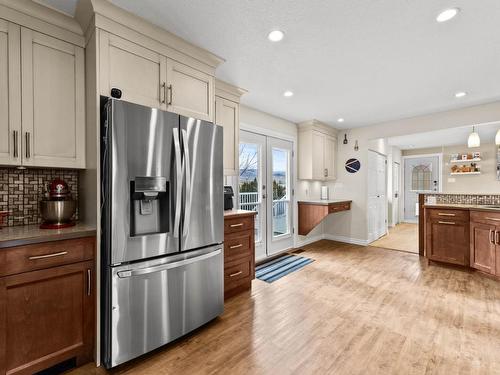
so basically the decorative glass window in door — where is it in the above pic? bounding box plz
[411,164,431,191]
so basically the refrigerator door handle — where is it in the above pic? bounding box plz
[181,128,192,237]
[173,129,182,237]
[117,249,222,278]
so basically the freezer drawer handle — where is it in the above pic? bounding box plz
[117,249,222,278]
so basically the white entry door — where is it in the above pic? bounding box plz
[403,155,441,222]
[239,131,294,261]
[368,150,387,242]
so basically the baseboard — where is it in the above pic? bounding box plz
[295,234,324,248]
[323,234,370,246]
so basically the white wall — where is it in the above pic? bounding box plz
[402,143,500,193]
[323,101,500,244]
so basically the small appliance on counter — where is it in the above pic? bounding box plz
[321,186,329,200]
[39,178,77,229]
[224,185,234,210]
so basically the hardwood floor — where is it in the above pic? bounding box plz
[70,240,500,375]
[371,223,419,254]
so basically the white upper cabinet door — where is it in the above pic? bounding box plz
[166,58,214,121]
[0,20,21,166]
[311,130,325,180]
[324,135,337,180]
[100,32,167,110]
[21,28,85,168]
[215,96,239,175]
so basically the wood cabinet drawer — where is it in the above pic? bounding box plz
[426,208,469,222]
[0,237,95,277]
[224,256,252,290]
[224,216,254,234]
[470,210,500,225]
[224,231,252,262]
[328,202,350,213]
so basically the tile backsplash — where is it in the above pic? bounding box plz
[0,168,79,227]
[424,193,500,205]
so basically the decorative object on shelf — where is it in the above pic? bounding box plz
[354,140,359,151]
[343,134,348,145]
[467,126,480,148]
[345,158,361,173]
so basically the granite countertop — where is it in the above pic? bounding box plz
[223,209,257,218]
[298,199,352,206]
[0,223,97,249]
[424,203,500,212]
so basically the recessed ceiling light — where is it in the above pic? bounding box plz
[455,91,467,98]
[337,118,345,123]
[436,8,460,23]
[268,30,284,42]
[283,90,293,97]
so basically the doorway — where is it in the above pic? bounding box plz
[367,150,387,243]
[403,154,442,222]
[392,161,401,226]
[239,130,294,261]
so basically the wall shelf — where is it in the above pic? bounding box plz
[450,172,481,175]
[450,158,481,163]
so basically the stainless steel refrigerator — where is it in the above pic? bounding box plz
[100,98,224,368]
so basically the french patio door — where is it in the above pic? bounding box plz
[239,131,293,261]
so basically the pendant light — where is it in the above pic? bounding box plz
[495,129,500,145]
[467,126,480,148]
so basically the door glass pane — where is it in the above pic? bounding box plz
[239,143,261,242]
[272,148,290,237]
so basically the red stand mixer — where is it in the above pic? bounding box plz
[39,178,77,229]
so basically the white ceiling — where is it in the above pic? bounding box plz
[388,121,500,150]
[39,0,500,128]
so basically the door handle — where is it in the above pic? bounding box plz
[117,249,221,278]
[167,84,173,105]
[87,269,91,296]
[160,82,166,103]
[181,129,191,237]
[13,131,18,158]
[25,132,30,159]
[496,230,500,245]
[172,129,182,237]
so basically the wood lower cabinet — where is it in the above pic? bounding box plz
[425,208,470,266]
[470,211,500,276]
[0,237,95,374]
[223,211,256,299]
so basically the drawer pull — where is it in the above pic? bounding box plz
[87,269,92,296]
[485,217,500,222]
[496,230,500,246]
[28,251,68,260]
[229,244,243,249]
[438,221,455,225]
[438,213,455,216]
[229,270,243,278]
[230,223,243,228]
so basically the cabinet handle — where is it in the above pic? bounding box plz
[230,223,243,228]
[229,244,243,249]
[438,221,455,225]
[490,229,495,244]
[28,251,67,260]
[25,132,30,159]
[87,269,91,296]
[160,82,166,103]
[438,213,455,216]
[324,168,328,177]
[13,131,18,158]
[167,84,173,105]
[495,230,500,246]
[229,270,243,278]
[485,217,500,222]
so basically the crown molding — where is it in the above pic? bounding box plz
[215,79,247,103]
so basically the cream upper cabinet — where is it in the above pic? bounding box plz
[0,20,21,166]
[214,80,247,176]
[21,28,85,168]
[298,120,338,181]
[166,58,214,121]
[215,97,239,175]
[99,31,167,110]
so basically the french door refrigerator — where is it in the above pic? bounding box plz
[100,98,223,368]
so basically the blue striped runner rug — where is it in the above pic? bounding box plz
[255,254,314,283]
